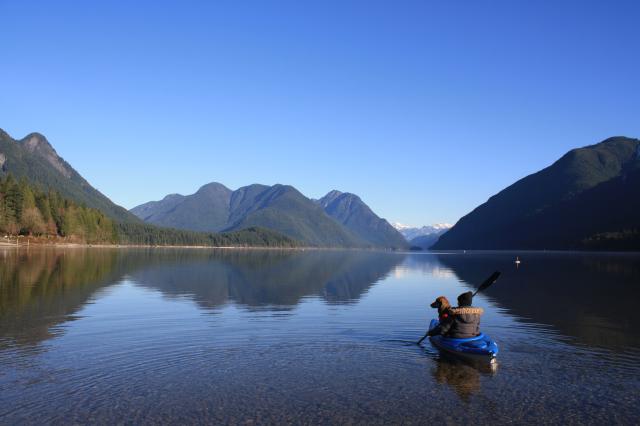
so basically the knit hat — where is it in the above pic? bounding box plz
[457,291,473,307]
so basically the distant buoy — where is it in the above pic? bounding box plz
[515,256,521,265]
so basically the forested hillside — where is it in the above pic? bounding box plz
[116,223,299,247]
[0,174,116,243]
[132,183,368,247]
[0,129,139,223]
[316,190,408,249]
[0,175,299,247]
[432,137,640,250]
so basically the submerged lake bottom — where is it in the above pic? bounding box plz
[1,248,639,424]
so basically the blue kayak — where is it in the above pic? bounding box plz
[428,319,499,363]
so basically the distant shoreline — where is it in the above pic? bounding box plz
[421,249,640,255]
[0,239,637,254]
[0,238,373,251]
[0,238,305,250]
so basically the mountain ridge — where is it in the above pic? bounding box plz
[0,129,140,223]
[316,191,408,249]
[0,128,300,247]
[131,184,408,248]
[392,223,452,242]
[131,183,370,247]
[432,136,640,250]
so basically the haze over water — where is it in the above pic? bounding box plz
[1,248,639,424]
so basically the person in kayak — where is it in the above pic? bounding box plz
[428,291,484,338]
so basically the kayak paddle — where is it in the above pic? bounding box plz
[472,270,501,297]
[417,270,501,345]
[417,331,429,345]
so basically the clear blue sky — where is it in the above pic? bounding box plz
[1,1,638,226]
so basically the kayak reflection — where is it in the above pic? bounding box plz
[432,355,497,402]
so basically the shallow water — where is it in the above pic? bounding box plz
[1,248,639,424]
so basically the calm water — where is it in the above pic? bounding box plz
[1,248,639,424]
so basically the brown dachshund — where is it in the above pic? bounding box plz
[430,296,452,321]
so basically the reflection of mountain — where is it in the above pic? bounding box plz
[130,250,405,309]
[400,254,456,278]
[0,249,123,349]
[0,249,404,350]
[436,252,640,349]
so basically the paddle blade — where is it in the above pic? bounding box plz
[474,271,501,295]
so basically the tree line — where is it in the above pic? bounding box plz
[116,223,298,247]
[0,174,116,242]
[0,174,298,247]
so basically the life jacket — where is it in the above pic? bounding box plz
[446,307,484,338]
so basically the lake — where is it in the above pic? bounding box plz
[1,248,639,424]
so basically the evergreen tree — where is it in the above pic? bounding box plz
[4,176,22,225]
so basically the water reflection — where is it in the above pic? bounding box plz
[0,248,405,349]
[4,248,640,353]
[432,357,488,402]
[2,249,640,424]
[130,250,404,309]
[0,249,122,349]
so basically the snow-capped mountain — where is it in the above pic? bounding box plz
[392,223,452,241]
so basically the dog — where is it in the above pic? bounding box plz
[430,296,452,320]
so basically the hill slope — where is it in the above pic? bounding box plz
[132,183,368,247]
[0,129,139,223]
[409,233,445,250]
[432,137,640,250]
[0,129,298,247]
[131,183,231,232]
[223,185,365,247]
[316,190,408,249]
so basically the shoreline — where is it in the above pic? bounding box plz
[0,238,366,251]
[2,239,637,254]
[0,241,308,250]
[1,241,638,254]
[0,237,298,250]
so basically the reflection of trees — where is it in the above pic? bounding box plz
[131,250,405,309]
[0,248,123,349]
[0,248,405,350]
[0,248,190,350]
[435,252,640,349]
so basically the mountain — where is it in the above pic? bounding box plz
[0,129,139,223]
[131,183,231,232]
[0,129,298,247]
[132,183,367,247]
[409,234,443,250]
[432,136,640,250]
[223,185,365,247]
[316,190,408,249]
[392,223,452,241]
[391,223,452,250]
